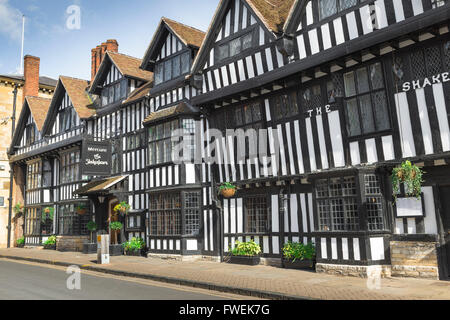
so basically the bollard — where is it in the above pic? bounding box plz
[97,234,110,264]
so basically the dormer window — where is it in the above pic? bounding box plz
[101,78,127,106]
[319,0,358,20]
[216,32,253,63]
[58,107,77,133]
[155,51,190,86]
[25,116,38,146]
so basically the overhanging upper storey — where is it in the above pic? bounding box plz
[140,17,205,89]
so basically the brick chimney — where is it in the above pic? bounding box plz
[23,55,40,104]
[91,39,119,82]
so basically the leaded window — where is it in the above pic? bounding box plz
[270,91,299,121]
[24,207,41,236]
[148,120,179,165]
[184,192,201,235]
[319,0,358,20]
[216,32,253,63]
[60,150,80,184]
[155,51,191,85]
[343,62,390,137]
[365,174,385,231]
[27,160,41,190]
[148,193,182,236]
[244,196,270,233]
[58,203,89,235]
[316,176,359,231]
[25,114,38,146]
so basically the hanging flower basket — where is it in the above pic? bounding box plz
[42,207,54,221]
[75,204,87,215]
[114,201,131,215]
[391,160,424,202]
[219,182,237,198]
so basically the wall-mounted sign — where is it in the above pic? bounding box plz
[81,139,111,176]
[401,72,449,92]
[395,196,425,218]
[305,103,340,118]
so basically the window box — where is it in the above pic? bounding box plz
[124,249,143,257]
[43,244,56,250]
[228,255,261,266]
[282,258,315,270]
[82,243,97,254]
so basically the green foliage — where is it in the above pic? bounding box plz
[122,237,145,252]
[109,221,123,231]
[42,207,54,221]
[87,221,97,232]
[218,182,237,191]
[230,240,261,257]
[44,235,56,246]
[392,160,424,202]
[13,203,24,215]
[16,237,25,245]
[282,241,315,262]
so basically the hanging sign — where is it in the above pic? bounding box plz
[81,139,112,176]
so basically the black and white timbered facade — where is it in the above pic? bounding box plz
[8,0,450,279]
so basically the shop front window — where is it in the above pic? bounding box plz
[244,196,270,233]
[148,193,182,236]
[58,203,89,236]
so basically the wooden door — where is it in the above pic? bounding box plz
[439,186,450,279]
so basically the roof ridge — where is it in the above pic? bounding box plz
[60,75,89,82]
[162,17,206,35]
[107,51,143,62]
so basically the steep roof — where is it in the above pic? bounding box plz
[162,17,206,48]
[74,175,128,196]
[59,76,95,119]
[247,0,296,33]
[25,96,52,131]
[107,52,153,82]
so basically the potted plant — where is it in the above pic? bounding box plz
[43,235,56,250]
[282,241,316,270]
[228,240,261,265]
[83,221,98,254]
[114,201,131,215]
[109,221,124,256]
[75,204,87,215]
[122,237,145,256]
[392,160,424,202]
[13,203,24,218]
[219,182,237,198]
[16,237,25,248]
[42,207,54,222]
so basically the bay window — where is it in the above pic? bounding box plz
[60,150,80,184]
[58,203,90,235]
[155,51,191,85]
[149,193,182,236]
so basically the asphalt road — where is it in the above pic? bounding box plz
[0,259,245,300]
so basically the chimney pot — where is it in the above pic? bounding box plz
[23,55,40,104]
[91,40,119,82]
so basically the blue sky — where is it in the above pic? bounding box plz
[0,0,218,80]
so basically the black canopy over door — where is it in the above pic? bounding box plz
[439,186,450,279]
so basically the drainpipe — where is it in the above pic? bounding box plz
[7,84,18,248]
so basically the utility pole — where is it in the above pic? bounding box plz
[7,84,19,248]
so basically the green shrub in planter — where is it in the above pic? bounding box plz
[231,240,261,256]
[282,241,315,262]
[43,235,56,249]
[16,237,25,248]
[122,237,145,254]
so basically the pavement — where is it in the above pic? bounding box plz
[0,259,244,300]
[0,248,449,300]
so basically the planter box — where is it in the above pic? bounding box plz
[124,249,142,257]
[16,243,24,248]
[82,243,97,254]
[282,258,316,270]
[43,244,56,250]
[228,255,260,266]
[109,244,124,256]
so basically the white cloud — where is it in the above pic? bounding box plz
[0,0,22,41]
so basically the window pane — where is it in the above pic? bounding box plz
[230,37,242,56]
[345,98,361,136]
[102,88,108,106]
[425,46,442,77]
[155,64,163,84]
[235,108,243,126]
[369,63,384,90]
[372,91,390,131]
[120,79,127,98]
[444,41,450,70]
[339,0,357,11]
[114,83,121,101]
[109,85,114,104]
[172,55,181,78]
[242,33,252,50]
[343,72,356,97]
[244,105,252,124]
[289,92,299,115]
[319,0,337,20]
[164,60,172,81]
[218,44,229,61]
[181,52,190,74]
[356,67,370,93]
[411,50,426,79]
[252,103,262,122]
[359,94,375,134]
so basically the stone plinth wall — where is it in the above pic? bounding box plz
[56,236,89,252]
[316,263,392,278]
[390,241,439,279]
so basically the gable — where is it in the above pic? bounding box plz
[156,27,188,62]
